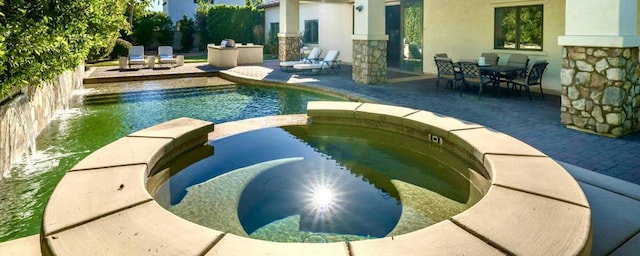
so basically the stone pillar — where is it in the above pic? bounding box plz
[352,0,388,84]
[278,36,301,62]
[558,0,640,137]
[560,47,640,137]
[278,0,300,62]
[353,40,387,84]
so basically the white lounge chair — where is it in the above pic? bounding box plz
[279,47,322,71]
[293,50,341,74]
[128,45,146,68]
[158,46,177,67]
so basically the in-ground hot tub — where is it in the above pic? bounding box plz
[40,102,592,255]
[154,123,487,243]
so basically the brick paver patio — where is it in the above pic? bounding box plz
[87,60,640,185]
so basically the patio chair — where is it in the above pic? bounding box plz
[509,61,549,101]
[481,52,499,66]
[497,53,529,90]
[158,46,177,68]
[434,57,462,90]
[434,53,448,58]
[293,50,341,74]
[458,61,493,99]
[128,45,146,68]
[280,47,322,71]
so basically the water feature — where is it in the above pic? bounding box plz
[0,81,345,242]
[155,124,484,243]
[0,95,38,176]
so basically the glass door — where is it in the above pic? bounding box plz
[386,0,423,73]
[401,0,423,73]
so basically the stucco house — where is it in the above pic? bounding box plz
[163,0,251,24]
[260,0,640,137]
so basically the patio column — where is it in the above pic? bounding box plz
[352,0,388,84]
[558,0,640,137]
[278,0,301,62]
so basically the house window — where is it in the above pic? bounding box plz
[304,20,319,44]
[494,5,543,51]
[270,22,279,35]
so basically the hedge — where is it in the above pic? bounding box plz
[0,0,128,99]
[198,5,264,46]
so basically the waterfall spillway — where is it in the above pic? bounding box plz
[0,94,38,178]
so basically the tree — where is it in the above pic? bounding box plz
[0,0,128,98]
[132,12,174,48]
[179,15,197,51]
[129,0,155,26]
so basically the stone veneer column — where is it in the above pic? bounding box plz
[560,47,640,137]
[278,36,301,62]
[353,40,387,84]
[352,0,388,84]
[558,0,640,137]
[277,0,300,62]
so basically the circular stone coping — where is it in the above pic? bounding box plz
[40,102,592,256]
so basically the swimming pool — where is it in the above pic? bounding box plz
[38,102,592,255]
[0,79,346,242]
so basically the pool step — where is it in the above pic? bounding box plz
[83,85,239,105]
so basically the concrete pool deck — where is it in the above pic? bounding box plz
[0,62,638,255]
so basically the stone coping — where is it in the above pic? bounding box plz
[39,103,592,255]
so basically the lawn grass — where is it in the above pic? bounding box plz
[89,53,279,67]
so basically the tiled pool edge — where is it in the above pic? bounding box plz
[38,102,592,255]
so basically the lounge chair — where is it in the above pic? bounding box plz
[128,45,146,68]
[158,46,177,68]
[293,50,341,74]
[280,47,322,71]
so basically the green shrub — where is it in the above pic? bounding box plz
[155,13,174,46]
[87,36,118,63]
[109,38,133,59]
[196,3,211,50]
[201,5,264,45]
[266,27,278,55]
[0,0,128,98]
[132,12,174,48]
[179,15,196,51]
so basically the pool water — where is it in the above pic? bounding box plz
[0,82,345,242]
[155,124,483,243]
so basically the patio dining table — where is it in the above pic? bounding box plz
[479,64,527,97]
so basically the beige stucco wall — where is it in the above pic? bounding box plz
[264,3,354,63]
[265,7,280,35]
[300,3,354,63]
[423,0,565,95]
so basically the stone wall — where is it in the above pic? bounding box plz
[560,46,640,137]
[0,64,84,179]
[352,40,387,84]
[278,36,301,62]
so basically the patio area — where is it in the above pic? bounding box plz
[86,60,640,185]
[65,60,639,255]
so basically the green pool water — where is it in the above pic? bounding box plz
[0,82,345,242]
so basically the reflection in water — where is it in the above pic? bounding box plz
[158,125,486,243]
[309,186,334,212]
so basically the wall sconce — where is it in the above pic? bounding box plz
[355,5,364,12]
